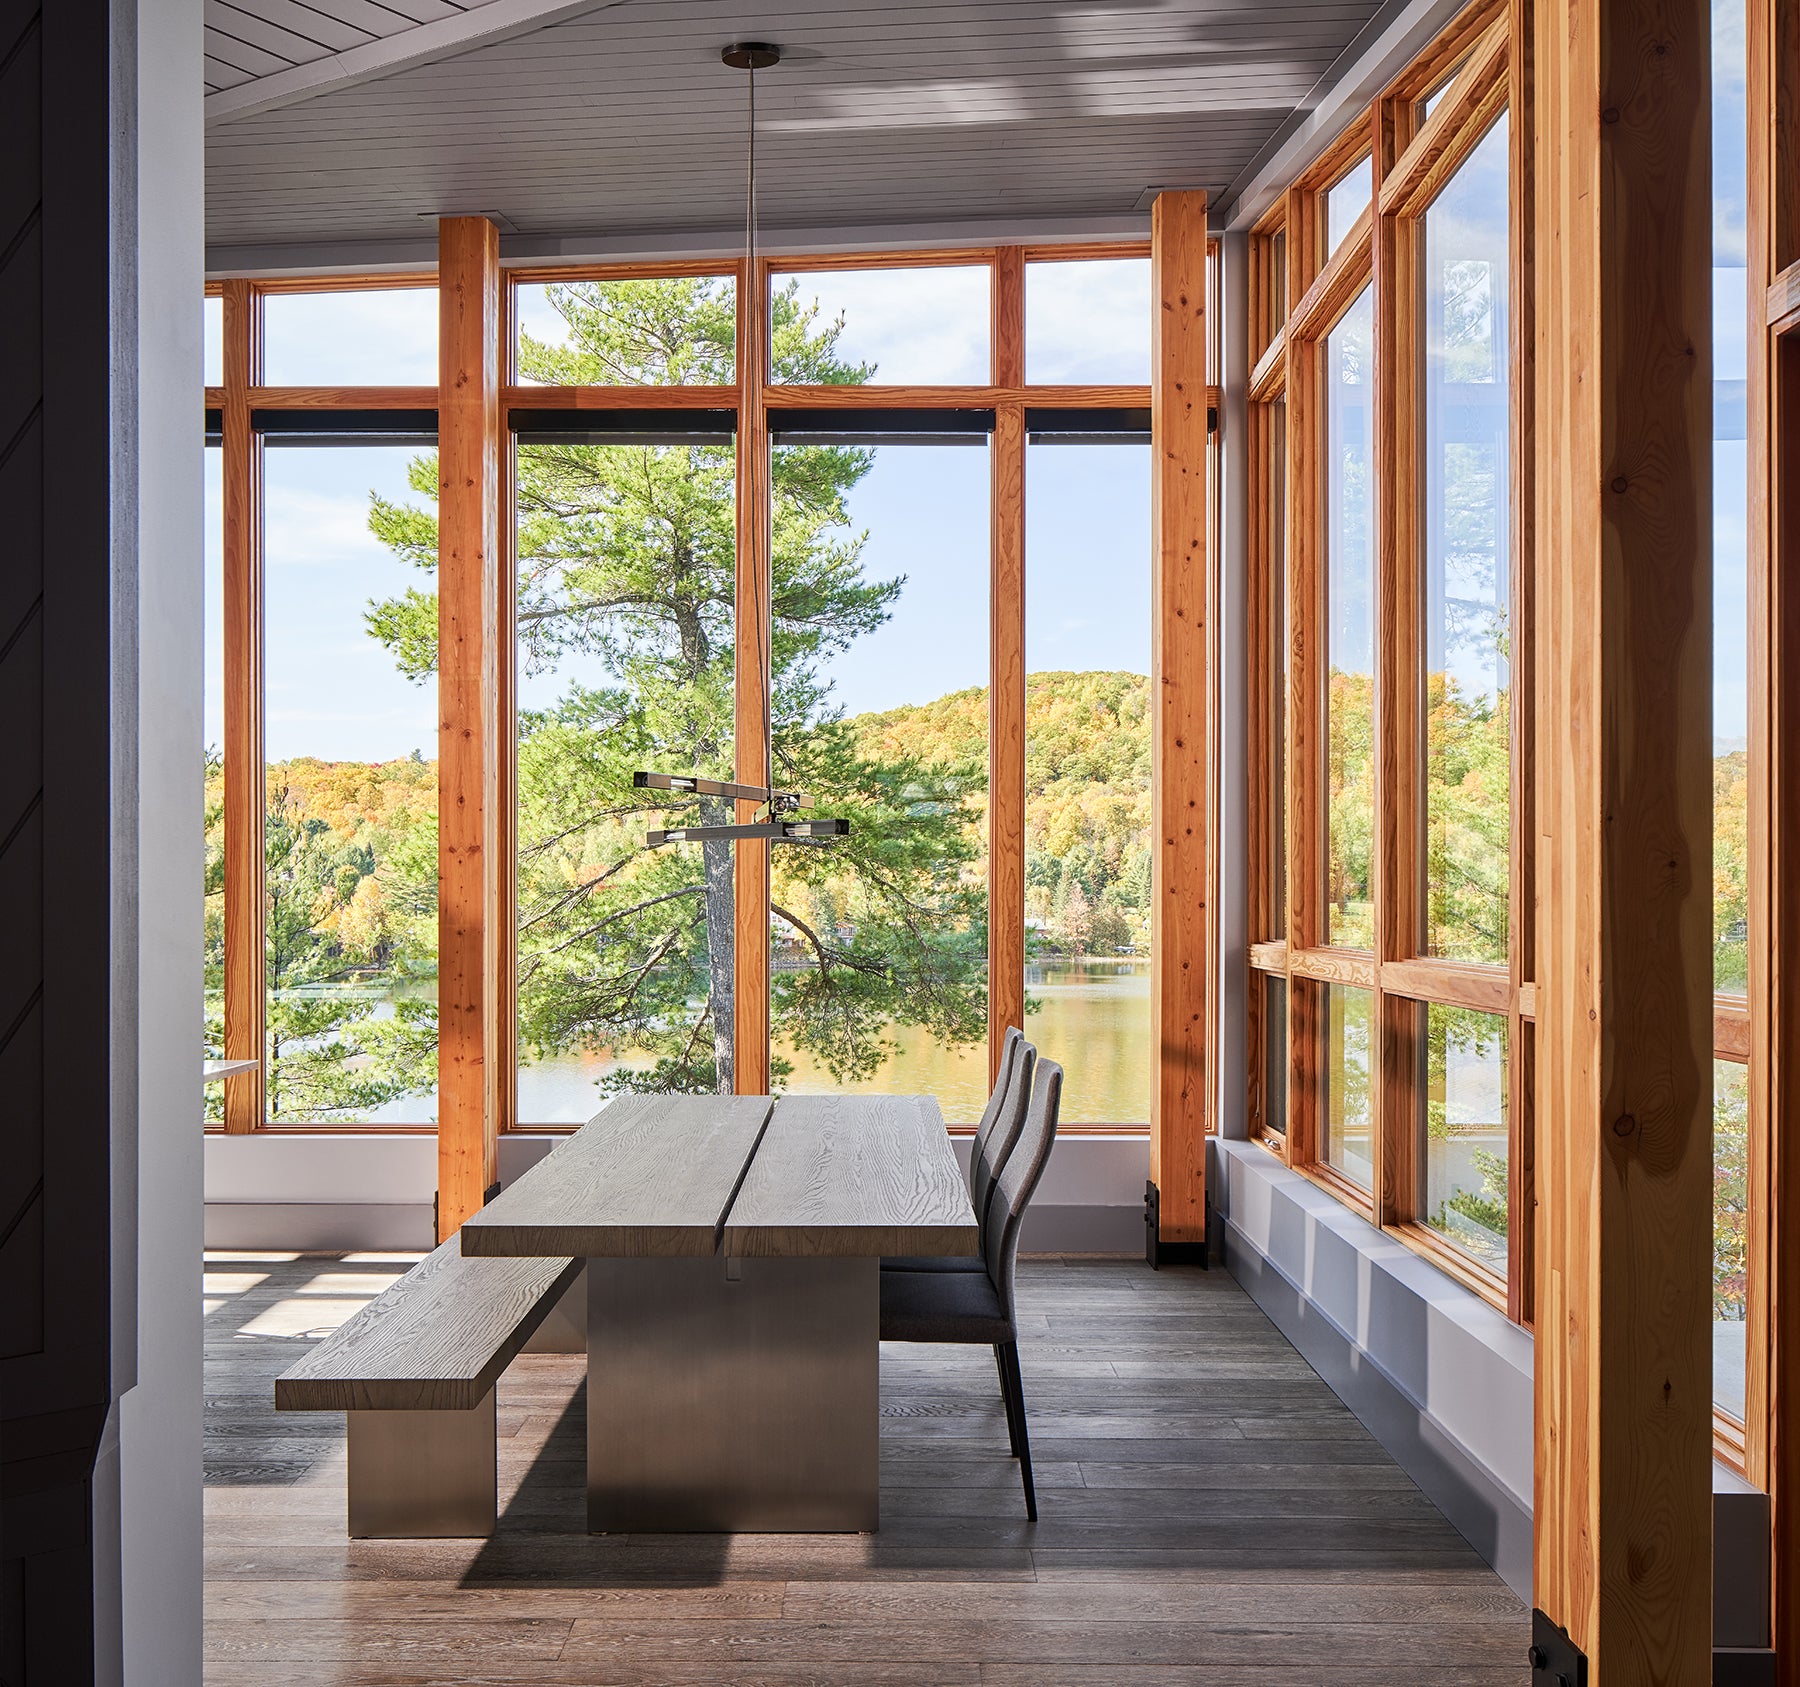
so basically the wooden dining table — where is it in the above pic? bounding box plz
[459,1092,976,1533]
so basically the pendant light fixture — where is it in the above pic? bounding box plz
[639,41,849,849]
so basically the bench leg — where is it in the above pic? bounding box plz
[346,1390,497,1538]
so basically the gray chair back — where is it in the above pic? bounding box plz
[969,1028,1024,1184]
[971,1033,1035,1244]
[983,1058,1062,1311]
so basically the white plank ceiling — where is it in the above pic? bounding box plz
[205,0,1390,259]
[205,0,514,94]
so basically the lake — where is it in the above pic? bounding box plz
[505,957,1152,1128]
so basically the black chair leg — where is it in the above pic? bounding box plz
[1000,1340,1037,1521]
[994,1343,1021,1456]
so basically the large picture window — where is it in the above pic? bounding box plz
[201,241,1198,1135]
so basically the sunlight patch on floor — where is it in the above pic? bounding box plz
[238,1298,374,1338]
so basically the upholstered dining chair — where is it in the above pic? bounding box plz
[879,1058,1063,1519]
[884,1027,1035,1275]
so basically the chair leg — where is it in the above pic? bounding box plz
[994,1343,1021,1456]
[1000,1340,1037,1522]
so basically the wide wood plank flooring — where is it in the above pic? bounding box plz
[204,1253,1528,1684]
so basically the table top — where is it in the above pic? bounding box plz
[461,1092,977,1261]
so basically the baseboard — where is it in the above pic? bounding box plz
[204,1198,1145,1259]
[1221,1212,1534,1600]
[204,1203,434,1251]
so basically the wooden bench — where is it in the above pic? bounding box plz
[275,1238,581,1538]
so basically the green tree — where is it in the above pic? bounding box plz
[366,276,987,1094]
[261,782,437,1121]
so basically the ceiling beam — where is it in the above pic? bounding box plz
[204,0,627,127]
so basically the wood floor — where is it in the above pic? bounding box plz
[204,1253,1530,1685]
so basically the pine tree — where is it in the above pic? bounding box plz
[366,276,987,1095]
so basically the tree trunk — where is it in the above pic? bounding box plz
[699,798,735,1092]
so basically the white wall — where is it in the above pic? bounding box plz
[117,0,206,1680]
[203,1129,1151,1255]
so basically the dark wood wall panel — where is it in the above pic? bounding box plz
[1,0,124,1680]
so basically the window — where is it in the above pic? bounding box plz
[768,264,991,384]
[769,434,992,1122]
[1321,985,1374,1190]
[1262,975,1288,1136]
[203,446,224,1092]
[1025,438,1153,1125]
[261,287,439,385]
[262,445,440,1124]
[1423,115,1511,964]
[203,294,223,386]
[1714,1057,1749,1421]
[1247,21,1527,1316]
[1326,157,1374,254]
[513,274,736,385]
[1711,0,1749,1425]
[1324,287,1376,950]
[1270,398,1288,937]
[512,433,739,1116]
[203,241,1168,1137]
[1026,259,1151,384]
[1421,1005,1508,1270]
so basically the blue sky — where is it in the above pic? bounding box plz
[203,16,1750,764]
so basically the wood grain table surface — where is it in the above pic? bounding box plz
[722,1093,977,1257]
[461,1092,977,1260]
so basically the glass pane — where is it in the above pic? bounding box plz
[262,288,438,385]
[1421,1004,1508,1272]
[1026,440,1152,1124]
[1270,397,1288,937]
[203,295,223,387]
[1263,974,1287,1134]
[1026,259,1151,384]
[1325,287,1376,948]
[513,275,736,385]
[203,446,224,1103]
[769,265,990,385]
[1714,0,1749,993]
[1320,985,1374,1189]
[1714,1057,1749,1420]
[1326,156,1373,255]
[768,438,991,1121]
[1422,67,1462,120]
[265,445,441,1124]
[1272,230,1287,322]
[512,432,737,1119]
[1424,114,1511,964]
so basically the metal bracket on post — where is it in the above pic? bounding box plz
[1144,1180,1208,1270]
[1528,1611,1587,1687]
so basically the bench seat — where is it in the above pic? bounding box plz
[275,1238,580,1537]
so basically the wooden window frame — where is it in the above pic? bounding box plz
[1246,0,1785,1490]
[207,242,1216,1138]
[1245,8,1535,1319]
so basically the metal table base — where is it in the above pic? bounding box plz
[586,1256,879,1533]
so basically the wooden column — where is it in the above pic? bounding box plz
[1149,191,1216,1242]
[436,217,503,1239]
[1506,0,1538,1328]
[734,258,772,1096]
[221,278,264,1133]
[989,247,1027,1079]
[1531,0,1713,1672]
[1747,0,1800,1666]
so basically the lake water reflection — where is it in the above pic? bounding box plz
[509,957,1152,1128]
